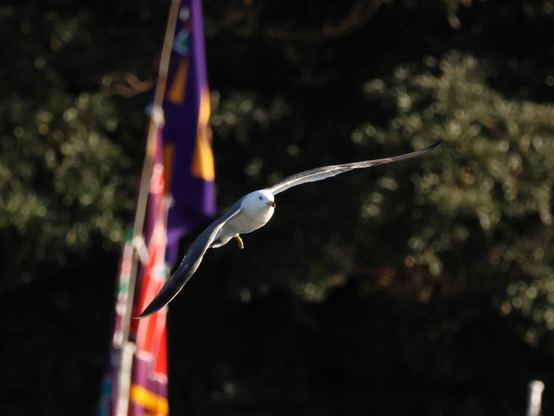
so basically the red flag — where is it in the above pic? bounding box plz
[129,127,170,416]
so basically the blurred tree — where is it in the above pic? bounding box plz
[0,1,169,290]
[361,53,554,341]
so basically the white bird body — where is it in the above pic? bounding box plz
[136,141,443,318]
[212,190,276,248]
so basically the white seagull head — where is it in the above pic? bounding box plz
[242,189,276,216]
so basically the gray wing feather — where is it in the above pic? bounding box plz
[136,202,244,318]
[268,140,442,195]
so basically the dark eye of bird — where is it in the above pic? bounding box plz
[259,196,262,200]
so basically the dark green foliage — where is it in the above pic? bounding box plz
[2,0,554,415]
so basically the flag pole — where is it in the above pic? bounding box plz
[115,1,182,415]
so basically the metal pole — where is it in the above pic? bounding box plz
[115,1,182,415]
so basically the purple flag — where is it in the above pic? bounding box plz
[162,0,216,264]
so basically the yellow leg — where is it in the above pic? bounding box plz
[235,235,244,249]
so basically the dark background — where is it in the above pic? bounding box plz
[2,0,554,415]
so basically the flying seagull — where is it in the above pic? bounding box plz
[136,140,442,318]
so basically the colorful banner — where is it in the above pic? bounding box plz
[99,128,170,416]
[98,225,135,416]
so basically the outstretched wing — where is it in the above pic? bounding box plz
[136,203,244,318]
[268,140,442,195]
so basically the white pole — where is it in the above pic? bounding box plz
[526,380,545,416]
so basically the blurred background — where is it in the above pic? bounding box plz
[2,0,554,415]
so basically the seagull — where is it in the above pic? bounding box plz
[136,140,442,318]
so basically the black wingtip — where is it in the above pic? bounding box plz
[410,139,444,158]
[429,139,444,150]
[132,270,188,319]
[384,139,443,165]
[134,303,163,319]
[419,139,443,154]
